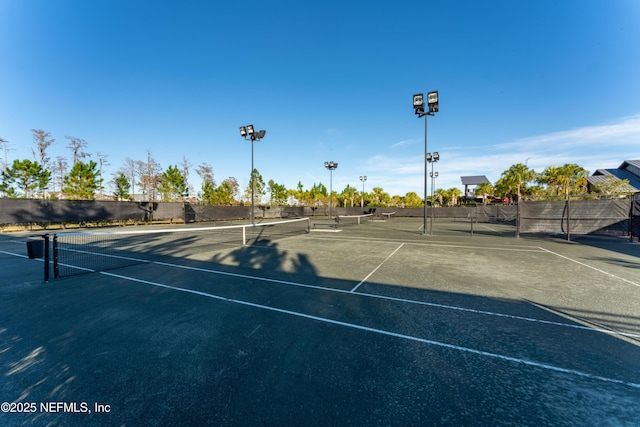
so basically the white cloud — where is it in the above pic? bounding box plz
[390,138,418,149]
[496,113,640,150]
[360,113,640,196]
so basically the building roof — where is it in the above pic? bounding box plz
[588,159,640,192]
[460,175,490,186]
[620,159,640,169]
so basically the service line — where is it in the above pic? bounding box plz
[350,243,404,293]
[102,270,640,390]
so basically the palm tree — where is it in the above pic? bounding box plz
[540,163,588,241]
[497,163,537,203]
[537,165,562,196]
[434,188,446,207]
[341,184,358,207]
[445,187,463,206]
[474,181,494,204]
[560,163,589,197]
[538,163,588,200]
[368,187,390,206]
[404,191,422,207]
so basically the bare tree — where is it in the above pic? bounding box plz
[0,137,8,167]
[196,163,215,186]
[135,160,147,198]
[52,156,68,193]
[65,136,89,164]
[1,137,11,171]
[137,151,162,201]
[96,152,109,195]
[120,157,138,196]
[31,129,54,170]
[180,156,193,197]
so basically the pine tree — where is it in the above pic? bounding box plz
[62,160,103,200]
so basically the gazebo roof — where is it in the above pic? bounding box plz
[460,175,490,186]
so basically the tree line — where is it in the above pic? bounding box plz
[474,162,632,204]
[1,130,630,207]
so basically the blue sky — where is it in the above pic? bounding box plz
[1,0,639,199]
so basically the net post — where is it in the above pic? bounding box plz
[53,234,59,279]
[43,234,50,282]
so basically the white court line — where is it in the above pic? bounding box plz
[101,270,640,390]
[305,234,541,252]
[539,247,640,289]
[2,244,638,339]
[350,243,404,293]
[480,224,499,232]
[0,250,30,259]
[153,260,640,339]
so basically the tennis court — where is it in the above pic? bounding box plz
[1,217,640,426]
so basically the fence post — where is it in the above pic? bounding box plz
[566,197,571,241]
[53,234,60,279]
[516,199,520,239]
[470,215,474,237]
[43,234,50,282]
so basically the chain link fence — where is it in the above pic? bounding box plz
[1,196,638,240]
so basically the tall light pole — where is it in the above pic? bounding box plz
[359,175,367,208]
[324,161,338,219]
[414,91,439,235]
[427,152,439,234]
[239,125,266,225]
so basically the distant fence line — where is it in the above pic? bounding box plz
[1,197,637,238]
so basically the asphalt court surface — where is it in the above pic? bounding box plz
[1,218,640,426]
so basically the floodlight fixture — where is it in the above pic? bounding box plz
[433,151,440,161]
[413,93,424,109]
[246,124,255,135]
[239,126,247,137]
[324,161,338,170]
[427,91,439,113]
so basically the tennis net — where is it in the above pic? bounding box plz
[336,213,374,227]
[51,217,310,278]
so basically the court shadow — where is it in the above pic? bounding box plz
[208,237,319,278]
[585,256,640,269]
[570,234,640,260]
